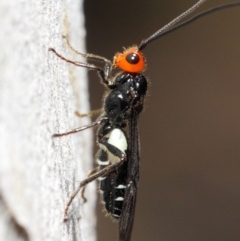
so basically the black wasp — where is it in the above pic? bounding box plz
[49,1,240,240]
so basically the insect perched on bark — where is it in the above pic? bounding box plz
[49,1,240,240]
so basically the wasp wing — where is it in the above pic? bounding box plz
[119,112,140,241]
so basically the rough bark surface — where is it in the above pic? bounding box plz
[0,1,96,241]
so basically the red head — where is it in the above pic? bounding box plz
[113,46,145,73]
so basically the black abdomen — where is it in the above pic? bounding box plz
[98,149,128,219]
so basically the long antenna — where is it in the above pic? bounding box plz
[138,0,206,50]
[138,1,240,50]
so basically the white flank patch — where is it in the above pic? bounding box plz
[115,184,126,189]
[97,159,109,165]
[98,176,106,181]
[108,129,127,153]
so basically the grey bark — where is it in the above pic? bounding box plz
[0,1,96,241]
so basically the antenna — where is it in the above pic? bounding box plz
[138,1,240,50]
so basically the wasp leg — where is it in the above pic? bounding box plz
[80,167,99,203]
[63,36,112,65]
[49,48,112,85]
[64,136,126,221]
[52,116,109,138]
[63,154,126,221]
[75,108,102,118]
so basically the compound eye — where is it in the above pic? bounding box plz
[126,53,140,65]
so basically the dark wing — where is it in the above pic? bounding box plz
[119,112,140,241]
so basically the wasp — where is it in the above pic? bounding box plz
[49,1,240,240]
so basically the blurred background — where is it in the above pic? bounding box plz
[84,1,240,241]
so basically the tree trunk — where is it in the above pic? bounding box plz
[0,1,96,241]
